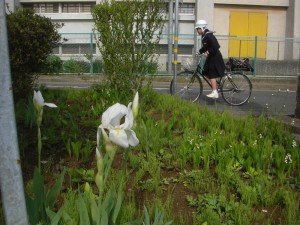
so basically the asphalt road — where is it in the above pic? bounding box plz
[154,83,297,117]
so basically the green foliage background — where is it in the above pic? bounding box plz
[7,8,62,99]
[92,0,166,94]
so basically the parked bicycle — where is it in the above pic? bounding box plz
[170,55,252,106]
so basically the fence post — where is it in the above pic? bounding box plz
[295,75,300,119]
[0,1,28,224]
[253,36,258,77]
[172,0,179,94]
[239,39,241,59]
[167,0,173,74]
[90,32,94,74]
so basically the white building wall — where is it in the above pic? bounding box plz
[4,0,299,64]
[294,0,300,59]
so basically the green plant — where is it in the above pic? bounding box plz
[33,90,58,171]
[71,140,82,161]
[63,58,89,74]
[180,170,218,193]
[47,92,140,225]
[92,0,165,93]
[42,55,63,74]
[77,179,124,225]
[67,168,95,185]
[7,8,62,99]
[92,83,132,108]
[142,206,172,225]
[25,167,65,225]
[82,139,93,161]
[125,206,172,225]
[48,151,125,225]
[117,192,138,224]
[15,86,300,225]
[49,188,79,225]
[93,58,104,73]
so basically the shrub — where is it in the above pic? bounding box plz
[92,0,165,94]
[7,8,62,99]
[92,58,104,74]
[42,55,63,74]
[63,59,89,74]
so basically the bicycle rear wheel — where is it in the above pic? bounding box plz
[221,72,252,106]
[170,71,203,103]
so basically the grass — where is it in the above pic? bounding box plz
[3,85,299,224]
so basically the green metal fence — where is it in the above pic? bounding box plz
[53,33,300,77]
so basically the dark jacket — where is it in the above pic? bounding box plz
[199,29,225,78]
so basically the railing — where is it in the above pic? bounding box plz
[53,33,300,77]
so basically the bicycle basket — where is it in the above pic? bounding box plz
[182,56,199,71]
[226,57,254,72]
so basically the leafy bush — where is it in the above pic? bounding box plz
[6,8,62,99]
[92,0,165,94]
[42,55,63,74]
[63,59,89,74]
[92,58,104,73]
[139,61,159,74]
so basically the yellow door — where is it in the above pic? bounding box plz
[229,11,268,58]
[229,12,249,57]
[248,12,268,58]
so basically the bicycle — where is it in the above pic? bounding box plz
[170,55,252,106]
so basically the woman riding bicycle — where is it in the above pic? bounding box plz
[195,19,225,99]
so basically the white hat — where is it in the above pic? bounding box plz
[195,19,207,29]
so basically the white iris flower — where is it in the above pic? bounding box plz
[33,90,57,111]
[33,90,57,126]
[99,102,139,149]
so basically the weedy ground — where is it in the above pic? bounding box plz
[1,85,299,225]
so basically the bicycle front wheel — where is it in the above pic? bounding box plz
[170,71,203,103]
[221,72,252,106]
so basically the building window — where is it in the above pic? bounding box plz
[178,45,193,55]
[62,3,95,13]
[61,44,96,54]
[23,3,59,13]
[164,3,195,15]
[179,3,194,14]
[81,3,95,12]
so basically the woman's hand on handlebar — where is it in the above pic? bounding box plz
[196,51,208,58]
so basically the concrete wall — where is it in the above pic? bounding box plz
[256,59,300,76]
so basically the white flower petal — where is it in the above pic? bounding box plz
[102,103,127,128]
[121,103,134,129]
[109,129,129,148]
[44,103,57,108]
[125,129,139,147]
[33,90,44,107]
